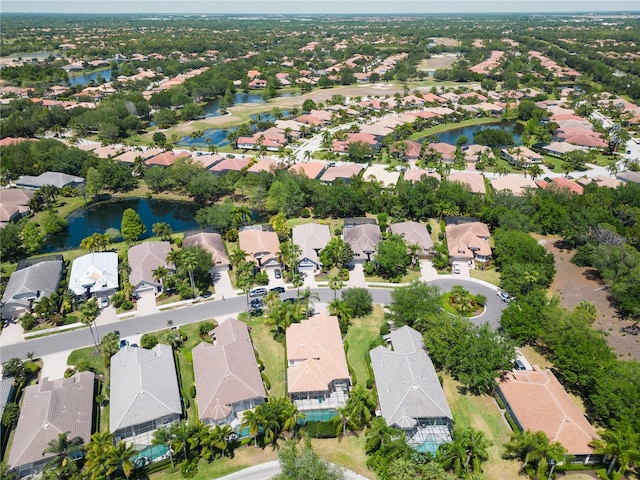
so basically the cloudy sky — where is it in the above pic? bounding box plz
[3,0,639,14]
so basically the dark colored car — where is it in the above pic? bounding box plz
[274,269,282,279]
[270,286,285,294]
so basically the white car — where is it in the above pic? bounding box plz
[100,297,109,308]
[452,263,461,274]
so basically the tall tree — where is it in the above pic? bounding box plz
[42,432,84,480]
[79,298,101,352]
[590,424,640,477]
[120,208,146,244]
[152,222,173,241]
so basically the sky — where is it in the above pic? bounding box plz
[2,0,639,14]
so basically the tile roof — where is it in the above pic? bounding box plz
[8,372,94,470]
[446,221,491,260]
[362,164,400,187]
[288,161,326,179]
[497,368,599,455]
[292,223,331,268]
[370,326,453,429]
[16,171,85,189]
[128,241,174,288]
[286,312,350,394]
[109,345,182,433]
[403,168,441,183]
[490,176,539,196]
[145,150,191,167]
[343,224,382,259]
[209,156,252,174]
[447,172,486,194]
[0,188,35,206]
[319,164,364,183]
[192,318,266,422]
[389,221,433,253]
[536,178,584,195]
[183,232,230,268]
[238,230,280,267]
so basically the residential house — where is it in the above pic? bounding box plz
[192,318,266,431]
[391,140,422,161]
[145,150,191,167]
[0,189,34,228]
[238,229,281,269]
[446,221,492,264]
[370,326,453,454]
[424,142,456,162]
[541,142,587,157]
[68,252,119,298]
[501,147,543,167]
[209,156,252,175]
[1,258,64,319]
[447,172,486,194]
[343,223,382,263]
[389,221,433,257]
[7,372,94,478]
[128,241,174,296]
[182,232,230,273]
[319,163,364,184]
[110,344,182,446]
[237,128,287,151]
[288,161,326,180]
[362,164,400,188]
[497,368,600,463]
[0,377,16,445]
[292,223,331,274]
[536,177,584,195]
[332,132,380,154]
[490,176,538,196]
[403,168,441,183]
[15,171,85,190]
[287,312,351,416]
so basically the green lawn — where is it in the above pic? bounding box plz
[442,373,521,479]
[364,267,421,284]
[469,266,500,286]
[242,315,286,398]
[344,306,385,387]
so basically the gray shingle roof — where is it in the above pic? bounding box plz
[370,326,452,429]
[16,171,85,189]
[7,372,94,470]
[1,260,63,317]
[109,344,182,433]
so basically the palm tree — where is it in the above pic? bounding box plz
[241,409,264,447]
[229,248,248,269]
[180,249,199,297]
[528,164,544,181]
[84,431,115,480]
[42,432,84,480]
[365,417,401,453]
[79,298,101,352]
[231,206,251,228]
[387,457,416,480]
[152,222,173,241]
[152,427,175,468]
[328,275,344,300]
[203,424,234,460]
[152,266,169,286]
[437,436,467,477]
[276,397,304,434]
[299,287,319,318]
[107,442,136,479]
[329,299,353,330]
[342,384,376,429]
[458,428,492,473]
[505,430,566,479]
[528,433,566,479]
[590,424,640,477]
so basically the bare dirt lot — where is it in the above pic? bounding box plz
[537,236,640,361]
[417,54,460,71]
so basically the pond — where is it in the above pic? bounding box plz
[67,68,113,86]
[45,197,200,252]
[176,110,291,148]
[436,121,523,145]
[202,91,297,118]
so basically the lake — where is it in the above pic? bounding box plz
[67,69,113,86]
[45,198,200,251]
[202,91,297,118]
[437,121,523,145]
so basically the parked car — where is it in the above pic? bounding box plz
[497,291,514,303]
[514,359,527,370]
[452,263,461,274]
[274,269,282,279]
[100,297,109,308]
[249,287,268,297]
[119,339,129,349]
[270,286,285,294]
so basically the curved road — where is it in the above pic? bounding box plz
[216,460,371,480]
[0,279,504,361]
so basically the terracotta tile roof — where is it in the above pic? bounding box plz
[536,178,584,195]
[247,158,278,173]
[427,142,456,161]
[446,221,491,260]
[183,232,230,268]
[145,150,191,167]
[490,176,538,196]
[448,172,486,194]
[193,318,266,422]
[288,161,326,179]
[403,168,441,183]
[238,229,280,267]
[319,164,364,183]
[209,156,251,174]
[286,312,350,394]
[497,368,599,455]
[8,372,94,470]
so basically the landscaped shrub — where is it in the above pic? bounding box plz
[140,333,158,349]
[379,323,390,336]
[261,372,271,391]
[64,367,75,378]
[189,385,196,398]
[198,320,216,337]
[110,291,125,308]
[303,420,339,438]
[20,313,38,331]
[254,271,269,285]
[300,208,310,218]
[121,300,134,310]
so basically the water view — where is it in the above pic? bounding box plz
[437,121,523,145]
[45,197,199,251]
[67,68,113,86]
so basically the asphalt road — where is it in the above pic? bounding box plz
[0,279,504,361]
[215,460,372,480]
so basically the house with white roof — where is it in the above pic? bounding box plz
[68,252,118,298]
[370,326,453,454]
[110,344,182,446]
[292,223,331,274]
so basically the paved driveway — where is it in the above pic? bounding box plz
[213,270,235,301]
[347,263,367,287]
[135,289,158,317]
